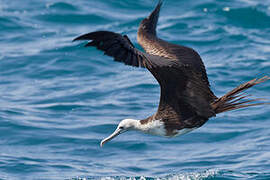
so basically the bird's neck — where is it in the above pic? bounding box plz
[124,118,167,136]
[135,118,167,136]
[127,119,144,131]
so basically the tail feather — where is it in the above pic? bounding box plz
[211,76,270,114]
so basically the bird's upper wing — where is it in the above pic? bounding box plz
[73,31,154,68]
[74,31,216,126]
[137,0,211,88]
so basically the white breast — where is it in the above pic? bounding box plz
[138,120,167,136]
[137,120,197,137]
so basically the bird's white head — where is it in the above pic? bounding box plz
[100,119,139,147]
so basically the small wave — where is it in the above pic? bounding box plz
[46,2,78,11]
[72,169,270,180]
[218,7,270,29]
[72,169,219,180]
[162,169,218,180]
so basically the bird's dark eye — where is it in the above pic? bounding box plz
[119,127,124,129]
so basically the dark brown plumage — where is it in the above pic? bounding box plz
[73,0,269,139]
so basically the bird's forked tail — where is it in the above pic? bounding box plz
[211,76,270,114]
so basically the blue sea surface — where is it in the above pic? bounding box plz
[0,0,270,179]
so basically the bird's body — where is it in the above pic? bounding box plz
[73,0,269,147]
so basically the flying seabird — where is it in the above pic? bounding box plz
[73,1,269,147]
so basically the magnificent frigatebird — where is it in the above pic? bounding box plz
[73,1,269,147]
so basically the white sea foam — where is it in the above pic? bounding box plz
[96,169,219,180]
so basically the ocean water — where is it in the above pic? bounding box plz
[0,0,270,179]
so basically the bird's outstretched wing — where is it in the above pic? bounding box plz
[74,30,216,128]
[73,31,152,68]
[137,0,210,87]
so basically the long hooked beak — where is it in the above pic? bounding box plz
[100,128,122,147]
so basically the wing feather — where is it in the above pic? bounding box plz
[74,31,149,68]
